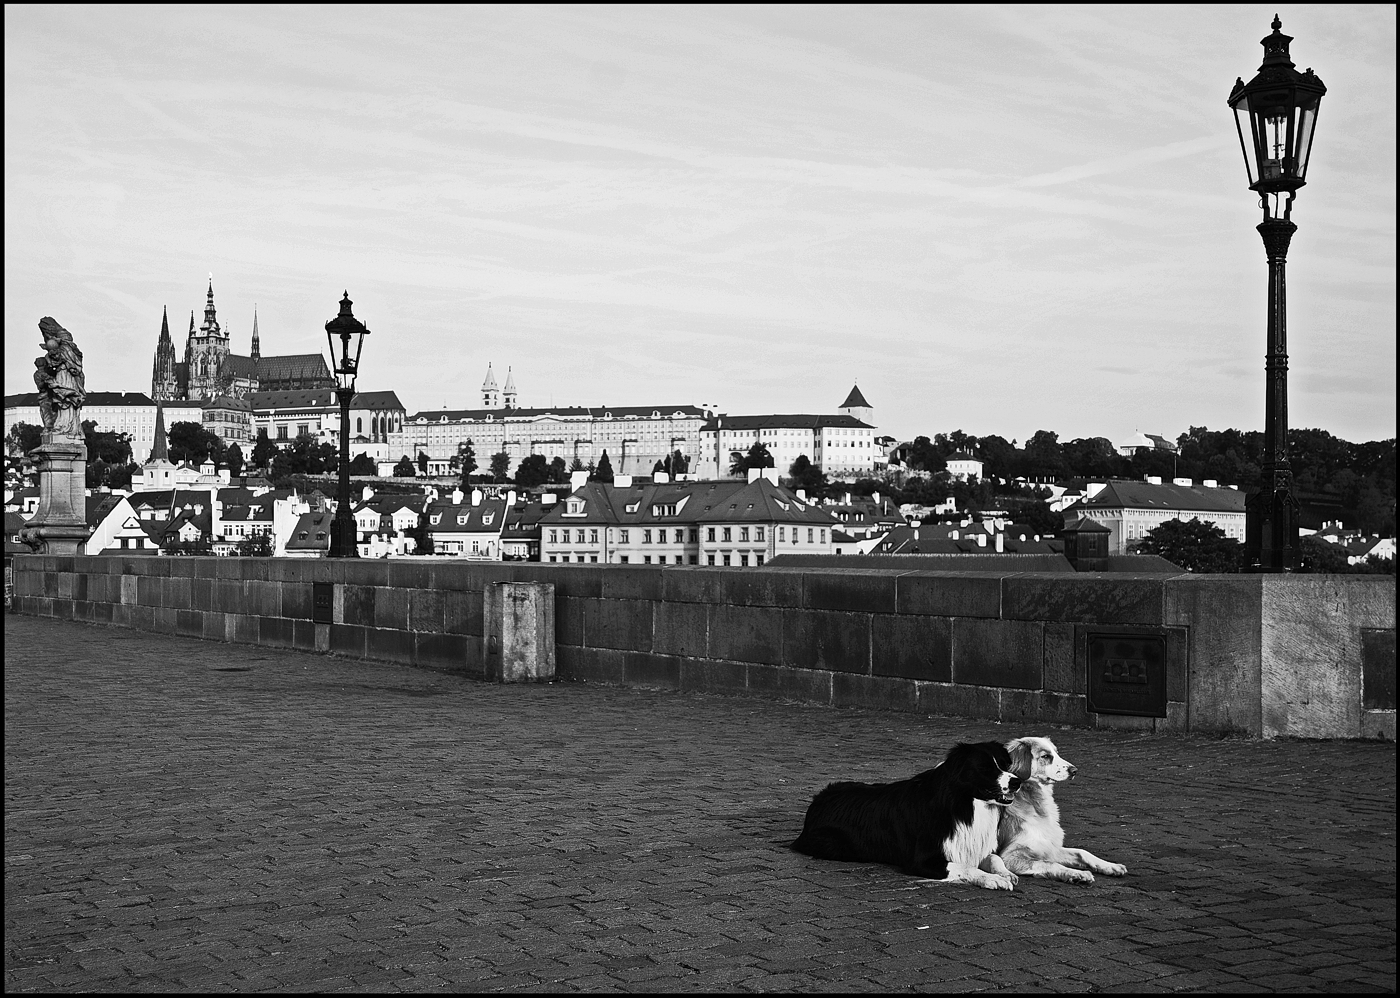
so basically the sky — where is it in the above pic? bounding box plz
[5,5,1395,446]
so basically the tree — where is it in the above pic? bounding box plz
[568,457,585,473]
[788,454,827,494]
[514,454,551,488]
[251,428,278,471]
[407,513,434,555]
[394,455,416,477]
[416,451,429,475]
[6,421,41,456]
[977,434,1018,480]
[1022,429,1067,480]
[225,443,245,479]
[653,459,667,474]
[906,436,943,473]
[1002,498,1064,537]
[236,531,272,557]
[549,456,568,484]
[347,453,377,475]
[729,442,773,476]
[1137,518,1241,573]
[489,450,511,483]
[670,450,689,476]
[1297,535,1350,574]
[594,450,614,483]
[167,421,224,467]
[271,433,337,479]
[82,420,133,467]
[454,439,478,487]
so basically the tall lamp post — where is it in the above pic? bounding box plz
[1229,16,1325,572]
[325,292,370,558]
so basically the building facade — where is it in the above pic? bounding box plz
[1073,480,1247,555]
[696,385,878,480]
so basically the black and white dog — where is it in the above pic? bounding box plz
[791,741,1022,890]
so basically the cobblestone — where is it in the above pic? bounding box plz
[5,614,1396,992]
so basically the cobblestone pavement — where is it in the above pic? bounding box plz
[5,614,1396,993]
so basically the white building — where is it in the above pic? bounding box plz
[696,385,878,481]
[1074,479,1246,555]
[4,391,201,463]
[945,452,984,481]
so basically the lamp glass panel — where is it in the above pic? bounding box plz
[1295,102,1319,180]
[1259,107,1290,182]
[1231,102,1257,186]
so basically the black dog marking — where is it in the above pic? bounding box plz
[791,741,1021,890]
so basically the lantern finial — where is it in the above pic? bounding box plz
[1271,14,1281,31]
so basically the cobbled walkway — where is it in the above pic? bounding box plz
[4,614,1396,993]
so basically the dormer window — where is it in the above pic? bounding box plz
[625,502,640,513]
[566,499,585,515]
[430,514,441,525]
[482,513,494,526]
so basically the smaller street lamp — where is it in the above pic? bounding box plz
[1228,15,1326,572]
[324,292,370,558]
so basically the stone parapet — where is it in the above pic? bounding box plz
[9,556,1395,739]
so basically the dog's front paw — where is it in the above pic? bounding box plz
[1101,863,1127,877]
[1062,869,1095,884]
[981,874,1015,891]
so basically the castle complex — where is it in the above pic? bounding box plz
[151,280,334,402]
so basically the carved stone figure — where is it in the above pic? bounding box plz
[33,317,87,438]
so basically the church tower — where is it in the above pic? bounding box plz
[503,366,517,409]
[839,383,874,425]
[482,363,501,409]
[185,278,230,401]
[250,306,261,361]
[151,307,180,401]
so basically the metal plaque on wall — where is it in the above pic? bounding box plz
[1086,632,1168,718]
[312,582,334,624]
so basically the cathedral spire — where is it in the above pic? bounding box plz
[150,404,169,463]
[251,305,261,361]
[151,306,179,400]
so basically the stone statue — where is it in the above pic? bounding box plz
[18,317,91,555]
[34,317,86,439]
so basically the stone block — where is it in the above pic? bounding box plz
[51,599,73,620]
[214,557,247,580]
[71,573,87,601]
[679,658,747,695]
[88,600,114,623]
[747,663,831,704]
[129,604,156,631]
[582,597,654,653]
[951,618,1043,690]
[385,559,433,590]
[245,579,281,618]
[329,623,365,657]
[1260,575,1368,739]
[832,672,918,713]
[164,576,192,609]
[1362,629,1396,710]
[871,614,951,682]
[327,559,387,587]
[442,589,482,635]
[210,579,244,614]
[153,606,178,633]
[782,609,870,674]
[664,568,806,608]
[653,601,708,657]
[1094,713,1155,732]
[373,586,410,631]
[707,604,784,665]
[293,619,317,650]
[896,572,1003,618]
[805,571,898,614]
[192,558,221,579]
[260,615,295,647]
[414,632,479,675]
[1167,575,1262,736]
[556,595,587,646]
[431,562,483,592]
[341,584,375,627]
[190,578,212,610]
[137,575,158,606]
[624,652,680,690]
[366,626,415,664]
[202,611,226,641]
[483,581,556,682]
[1361,709,1395,741]
[1160,699,1188,733]
[1003,574,1164,625]
[227,614,259,645]
[916,682,1001,721]
[55,572,73,599]
[408,588,445,633]
[999,690,1092,728]
[556,645,625,685]
[1043,621,1081,694]
[600,567,662,601]
[315,622,330,652]
[281,583,312,621]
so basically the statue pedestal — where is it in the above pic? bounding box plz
[19,434,91,556]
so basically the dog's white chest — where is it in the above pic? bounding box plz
[945,801,1000,866]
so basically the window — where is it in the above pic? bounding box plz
[548,529,557,543]
[690,555,698,565]
[277,425,288,440]
[620,555,629,564]
[642,529,651,543]
[722,527,731,542]
[808,528,814,543]
[674,529,683,543]
[740,527,749,542]
[356,418,362,433]
[689,529,698,543]
[589,529,598,544]
[740,554,749,567]
[722,554,731,566]
[619,529,629,543]
[706,528,715,542]
[755,526,765,541]
[755,554,764,566]
[457,515,468,525]
[643,555,652,564]
[778,526,785,541]
[430,514,441,525]
[298,424,309,437]
[590,555,598,563]
[820,529,826,543]
[707,554,715,565]
[549,555,557,562]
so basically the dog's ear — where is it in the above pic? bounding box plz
[1005,738,1033,781]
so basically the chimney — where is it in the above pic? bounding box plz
[763,467,779,485]
[1086,482,1106,498]
[614,475,633,488]
[1173,477,1192,487]
[796,489,807,501]
[655,471,670,484]
[977,533,986,547]
[471,489,483,507]
[844,492,851,505]
[995,533,1003,553]
[950,529,958,539]
[541,493,557,505]
[872,491,880,505]
[747,467,761,483]
[451,488,464,505]
[362,485,375,501]
[1203,479,1218,488]
[1146,476,1162,485]
[507,490,517,507]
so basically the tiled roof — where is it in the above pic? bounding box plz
[6,391,156,407]
[254,354,334,384]
[1078,481,1246,514]
[248,388,404,411]
[285,511,333,550]
[222,354,259,380]
[702,414,874,431]
[839,385,871,409]
[85,495,125,529]
[538,479,838,527]
[424,498,509,534]
[406,403,708,423]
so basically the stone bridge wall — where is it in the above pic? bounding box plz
[9,555,1395,740]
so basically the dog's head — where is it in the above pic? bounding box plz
[1006,736,1077,785]
[945,741,1021,806]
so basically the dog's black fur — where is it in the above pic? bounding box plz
[791,741,1020,886]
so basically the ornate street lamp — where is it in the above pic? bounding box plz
[324,292,370,558]
[1228,15,1326,572]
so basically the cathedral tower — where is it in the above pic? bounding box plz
[250,306,261,361]
[503,366,517,409]
[185,278,231,400]
[151,307,180,401]
[482,363,501,409]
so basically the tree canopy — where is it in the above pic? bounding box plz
[729,442,773,476]
[1136,518,1241,573]
[593,450,614,483]
[167,421,223,467]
